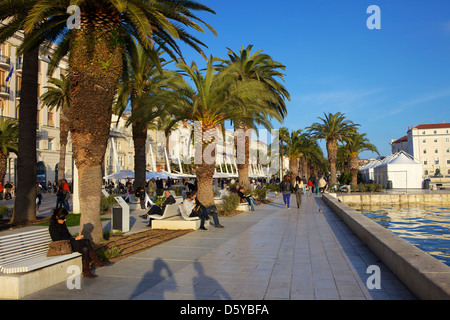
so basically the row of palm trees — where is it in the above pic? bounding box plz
[281,112,379,187]
[0,0,219,242]
[0,1,291,243]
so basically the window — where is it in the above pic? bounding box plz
[447,159,450,165]
[423,139,426,143]
[434,130,437,134]
[48,138,53,150]
[422,131,426,134]
[435,149,439,154]
[435,159,439,165]
[423,149,427,154]
[424,160,428,165]
[434,139,438,143]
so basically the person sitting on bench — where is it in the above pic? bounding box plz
[180,191,224,230]
[140,190,176,226]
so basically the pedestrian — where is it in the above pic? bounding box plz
[279,176,293,208]
[0,181,3,200]
[36,182,43,213]
[4,181,12,200]
[307,178,314,196]
[180,191,223,230]
[49,207,110,278]
[293,176,303,209]
[61,179,71,211]
[134,186,146,210]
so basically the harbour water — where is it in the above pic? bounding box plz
[356,204,450,267]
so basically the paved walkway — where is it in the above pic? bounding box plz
[21,193,415,300]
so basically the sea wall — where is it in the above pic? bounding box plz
[322,193,450,300]
[336,192,450,207]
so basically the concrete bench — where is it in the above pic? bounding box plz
[148,202,181,221]
[238,202,250,211]
[151,203,200,230]
[0,228,81,299]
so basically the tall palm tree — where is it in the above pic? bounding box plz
[307,112,360,186]
[345,132,379,186]
[284,129,302,181]
[0,1,39,224]
[0,0,216,241]
[0,118,19,184]
[115,42,182,189]
[218,45,289,190]
[138,56,276,206]
[40,73,70,180]
[278,127,290,177]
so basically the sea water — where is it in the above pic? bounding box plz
[357,205,450,266]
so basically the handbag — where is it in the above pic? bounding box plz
[47,240,72,257]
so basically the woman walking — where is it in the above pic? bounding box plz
[293,176,303,209]
[279,176,293,208]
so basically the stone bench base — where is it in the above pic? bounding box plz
[0,255,82,299]
[152,217,200,230]
[238,203,249,211]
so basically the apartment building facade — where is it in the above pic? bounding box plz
[0,29,73,187]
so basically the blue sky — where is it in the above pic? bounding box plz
[174,0,450,158]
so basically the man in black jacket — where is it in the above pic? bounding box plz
[140,190,176,226]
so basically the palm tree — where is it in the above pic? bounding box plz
[0,118,19,184]
[278,127,290,177]
[0,0,216,241]
[345,132,379,186]
[139,56,276,206]
[40,74,70,180]
[284,129,303,181]
[0,1,39,224]
[218,45,289,190]
[115,42,182,189]
[307,112,360,186]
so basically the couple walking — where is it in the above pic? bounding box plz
[279,176,303,209]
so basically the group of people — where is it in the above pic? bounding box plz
[278,174,328,209]
[139,189,224,230]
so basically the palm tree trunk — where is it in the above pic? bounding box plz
[58,108,69,180]
[289,158,299,182]
[0,153,8,185]
[349,154,359,186]
[326,139,338,185]
[12,45,39,224]
[133,120,147,189]
[195,122,216,207]
[69,26,123,243]
[235,123,251,191]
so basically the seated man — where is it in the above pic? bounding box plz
[237,187,259,211]
[180,191,223,230]
[140,190,176,226]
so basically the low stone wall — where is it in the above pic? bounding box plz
[322,194,450,300]
[337,192,450,207]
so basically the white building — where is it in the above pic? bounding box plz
[390,121,450,177]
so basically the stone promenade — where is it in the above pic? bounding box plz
[24,193,415,300]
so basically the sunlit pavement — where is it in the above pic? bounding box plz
[22,191,416,300]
